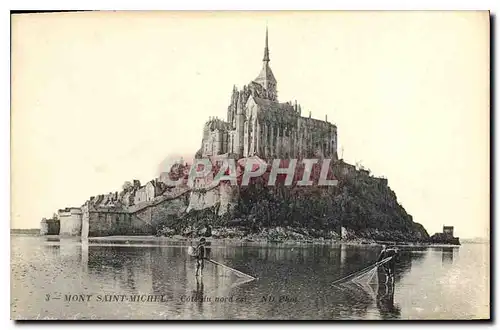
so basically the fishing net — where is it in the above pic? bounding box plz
[209,259,255,279]
[207,259,256,288]
[332,256,392,286]
[352,265,379,285]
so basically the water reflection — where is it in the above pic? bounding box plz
[332,247,426,320]
[86,246,154,294]
[44,237,60,243]
[393,248,426,282]
[377,277,400,319]
[80,243,429,320]
[81,242,88,273]
[12,236,488,320]
[441,247,455,265]
[193,277,205,314]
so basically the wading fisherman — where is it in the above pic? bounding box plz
[377,245,399,278]
[195,238,207,277]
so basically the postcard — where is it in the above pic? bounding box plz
[11,11,490,320]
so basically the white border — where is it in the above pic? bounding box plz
[3,1,497,329]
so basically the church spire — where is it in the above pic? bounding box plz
[253,26,277,101]
[263,26,270,62]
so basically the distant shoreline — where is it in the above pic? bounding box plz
[10,229,39,235]
[10,233,471,248]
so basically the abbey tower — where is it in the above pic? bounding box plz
[197,28,338,161]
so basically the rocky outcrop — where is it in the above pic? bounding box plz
[77,157,429,242]
[430,232,460,245]
[158,159,430,243]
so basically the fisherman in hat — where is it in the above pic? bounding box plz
[377,244,399,280]
[195,237,207,277]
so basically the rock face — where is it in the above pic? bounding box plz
[169,160,430,242]
[430,232,460,245]
[328,167,430,242]
[78,157,429,242]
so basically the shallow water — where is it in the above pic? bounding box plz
[11,235,489,320]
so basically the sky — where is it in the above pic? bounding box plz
[11,11,489,239]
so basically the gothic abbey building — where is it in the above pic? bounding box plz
[196,29,338,161]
